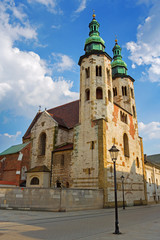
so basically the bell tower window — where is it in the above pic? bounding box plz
[122,86,127,96]
[85,89,90,101]
[108,90,111,102]
[85,67,90,78]
[132,106,136,118]
[96,66,102,76]
[113,87,117,96]
[96,87,103,99]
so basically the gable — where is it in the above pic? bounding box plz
[23,100,79,140]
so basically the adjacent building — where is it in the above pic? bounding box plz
[0,142,31,186]
[145,154,160,203]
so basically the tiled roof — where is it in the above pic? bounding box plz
[23,100,79,139]
[147,154,160,167]
[47,100,79,129]
[26,165,50,173]
[0,142,30,156]
[54,143,73,152]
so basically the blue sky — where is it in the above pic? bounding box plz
[0,0,160,155]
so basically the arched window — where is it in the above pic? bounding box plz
[136,157,139,168]
[123,133,129,157]
[96,87,103,99]
[85,89,90,101]
[96,66,102,76]
[113,87,117,96]
[30,177,39,185]
[132,106,136,118]
[39,132,46,156]
[108,90,111,102]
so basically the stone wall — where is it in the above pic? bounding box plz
[0,187,103,211]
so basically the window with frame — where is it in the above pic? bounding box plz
[96,87,103,99]
[85,88,90,101]
[122,86,127,96]
[130,88,134,98]
[132,106,136,118]
[39,132,46,156]
[123,133,129,157]
[85,67,90,78]
[108,90,111,102]
[113,87,117,97]
[96,66,102,77]
[30,177,39,185]
[120,111,127,124]
[136,157,140,168]
[107,69,110,84]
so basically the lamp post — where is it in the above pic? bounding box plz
[120,175,125,210]
[109,145,120,234]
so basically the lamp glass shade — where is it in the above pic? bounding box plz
[109,145,119,161]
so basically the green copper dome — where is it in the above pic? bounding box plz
[111,40,127,77]
[84,14,105,53]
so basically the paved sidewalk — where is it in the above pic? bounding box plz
[0,204,160,240]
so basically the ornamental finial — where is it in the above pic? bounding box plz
[92,10,96,19]
[115,34,118,44]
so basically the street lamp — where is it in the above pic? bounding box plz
[120,175,125,210]
[109,145,120,234]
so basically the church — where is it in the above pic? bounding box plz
[2,13,148,207]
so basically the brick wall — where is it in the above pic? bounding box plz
[0,143,31,186]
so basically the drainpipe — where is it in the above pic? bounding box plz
[50,151,54,187]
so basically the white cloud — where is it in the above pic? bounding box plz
[51,24,61,29]
[27,0,61,14]
[139,121,160,140]
[3,131,22,139]
[52,53,75,72]
[74,0,87,13]
[0,1,79,118]
[126,0,160,83]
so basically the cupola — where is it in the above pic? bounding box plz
[84,12,105,53]
[111,39,127,77]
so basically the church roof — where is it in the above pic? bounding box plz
[47,100,79,129]
[23,100,79,140]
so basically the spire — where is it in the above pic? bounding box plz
[84,12,105,53]
[111,39,127,77]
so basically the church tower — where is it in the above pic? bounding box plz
[78,13,113,124]
[111,39,137,118]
